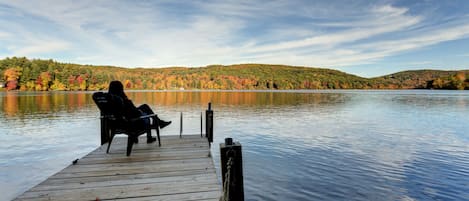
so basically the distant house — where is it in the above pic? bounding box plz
[0,82,4,88]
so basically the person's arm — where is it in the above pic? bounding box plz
[122,99,142,119]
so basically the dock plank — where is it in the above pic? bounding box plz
[14,135,221,201]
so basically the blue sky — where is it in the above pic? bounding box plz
[0,0,468,77]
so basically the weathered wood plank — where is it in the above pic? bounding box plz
[115,191,221,201]
[61,158,211,173]
[17,182,220,200]
[51,164,215,179]
[30,173,218,192]
[16,190,221,201]
[42,169,215,186]
[82,148,210,161]
[77,150,211,165]
[14,135,221,201]
[88,143,210,156]
[98,135,207,147]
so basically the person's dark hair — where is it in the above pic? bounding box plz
[108,80,127,99]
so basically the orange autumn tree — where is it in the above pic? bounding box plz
[3,67,22,90]
[35,72,52,91]
[124,79,132,89]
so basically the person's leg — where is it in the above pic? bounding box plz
[138,104,171,129]
[138,104,154,114]
[138,104,160,126]
[136,105,156,143]
[139,111,156,143]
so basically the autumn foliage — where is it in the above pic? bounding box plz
[1,57,468,91]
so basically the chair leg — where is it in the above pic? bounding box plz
[126,135,135,156]
[106,132,116,154]
[156,126,161,146]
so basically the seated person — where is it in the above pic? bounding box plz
[108,80,171,143]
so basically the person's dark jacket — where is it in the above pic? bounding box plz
[122,98,144,119]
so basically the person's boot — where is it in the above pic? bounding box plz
[159,120,171,129]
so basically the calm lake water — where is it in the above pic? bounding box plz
[1,90,468,201]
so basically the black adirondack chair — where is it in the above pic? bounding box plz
[92,92,161,156]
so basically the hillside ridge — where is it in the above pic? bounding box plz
[1,57,468,90]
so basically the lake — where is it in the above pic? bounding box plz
[1,90,468,201]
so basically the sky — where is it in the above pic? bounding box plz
[0,0,469,77]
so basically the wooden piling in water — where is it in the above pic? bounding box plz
[220,138,244,201]
[201,112,203,138]
[180,112,183,138]
[206,102,214,145]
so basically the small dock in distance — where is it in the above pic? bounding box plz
[14,135,221,201]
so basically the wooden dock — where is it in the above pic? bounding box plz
[14,135,221,201]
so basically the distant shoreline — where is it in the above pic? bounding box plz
[1,89,468,93]
[1,57,468,91]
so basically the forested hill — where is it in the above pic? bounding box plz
[0,57,468,91]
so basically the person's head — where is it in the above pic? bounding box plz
[108,80,127,98]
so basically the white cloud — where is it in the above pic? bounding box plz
[237,4,469,68]
[197,0,290,18]
[0,31,10,38]
[0,17,71,57]
[406,61,432,66]
[11,40,70,56]
[349,23,469,63]
[0,0,468,73]
[237,20,469,68]
[1,1,249,67]
[246,4,421,53]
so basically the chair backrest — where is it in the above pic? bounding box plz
[93,92,147,134]
[92,92,125,120]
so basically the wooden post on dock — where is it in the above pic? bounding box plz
[220,138,244,201]
[100,112,110,145]
[180,112,183,138]
[206,102,214,145]
[200,112,203,138]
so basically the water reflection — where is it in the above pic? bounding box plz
[1,90,468,201]
[125,90,349,107]
[1,91,93,117]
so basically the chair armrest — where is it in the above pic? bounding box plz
[130,114,158,122]
[101,114,118,120]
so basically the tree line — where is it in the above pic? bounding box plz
[1,57,468,91]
